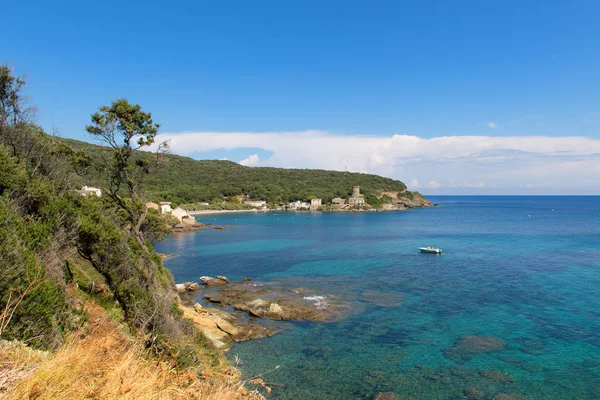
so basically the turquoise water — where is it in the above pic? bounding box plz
[156,196,600,399]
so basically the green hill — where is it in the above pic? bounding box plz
[61,138,428,207]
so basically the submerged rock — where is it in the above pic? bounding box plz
[203,282,351,322]
[464,387,485,400]
[374,392,399,400]
[443,336,505,362]
[480,370,514,383]
[492,394,519,400]
[358,290,403,308]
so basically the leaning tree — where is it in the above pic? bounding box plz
[86,99,167,251]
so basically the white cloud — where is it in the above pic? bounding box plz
[487,122,499,128]
[151,130,600,194]
[455,181,486,189]
[239,154,260,166]
[409,179,441,189]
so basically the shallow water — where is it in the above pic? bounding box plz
[156,196,600,399]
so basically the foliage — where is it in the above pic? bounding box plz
[0,146,83,349]
[0,67,219,370]
[140,209,175,242]
[62,137,416,206]
[0,64,34,128]
[85,99,167,249]
[2,303,260,400]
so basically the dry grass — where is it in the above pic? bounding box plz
[1,303,263,400]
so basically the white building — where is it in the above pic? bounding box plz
[81,186,102,197]
[171,207,190,222]
[288,201,310,209]
[159,202,172,215]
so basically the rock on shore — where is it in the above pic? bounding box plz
[203,282,352,322]
[182,304,277,349]
[175,282,201,293]
[200,275,229,286]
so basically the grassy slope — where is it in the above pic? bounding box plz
[61,138,421,206]
[1,299,263,400]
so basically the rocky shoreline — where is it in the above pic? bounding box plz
[176,276,527,400]
[177,276,353,349]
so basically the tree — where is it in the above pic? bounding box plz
[0,64,38,159]
[0,63,32,129]
[86,99,167,251]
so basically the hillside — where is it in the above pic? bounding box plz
[0,66,261,399]
[61,138,430,208]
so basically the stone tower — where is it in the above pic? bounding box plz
[352,186,361,197]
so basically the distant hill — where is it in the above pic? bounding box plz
[62,138,430,208]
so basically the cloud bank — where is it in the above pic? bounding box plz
[154,131,600,194]
[239,154,260,166]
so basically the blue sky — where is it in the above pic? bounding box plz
[2,0,600,194]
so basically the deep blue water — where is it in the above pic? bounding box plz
[156,196,600,399]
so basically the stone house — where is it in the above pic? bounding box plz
[348,186,365,206]
[331,198,346,208]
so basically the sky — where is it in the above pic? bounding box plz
[2,0,600,194]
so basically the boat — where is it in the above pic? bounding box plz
[420,245,442,254]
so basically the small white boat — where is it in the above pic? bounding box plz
[420,246,442,254]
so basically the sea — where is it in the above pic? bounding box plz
[155,196,600,399]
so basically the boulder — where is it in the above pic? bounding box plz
[176,282,201,293]
[269,303,283,314]
[216,320,241,336]
[248,298,269,308]
[203,282,351,322]
[444,336,505,362]
[204,293,224,303]
[182,304,277,349]
[216,275,229,283]
[200,276,229,286]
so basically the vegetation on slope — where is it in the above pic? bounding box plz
[2,302,261,400]
[0,63,259,398]
[61,138,421,208]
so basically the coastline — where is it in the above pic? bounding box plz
[188,209,266,216]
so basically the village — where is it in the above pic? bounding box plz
[77,184,410,222]
[237,185,367,211]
